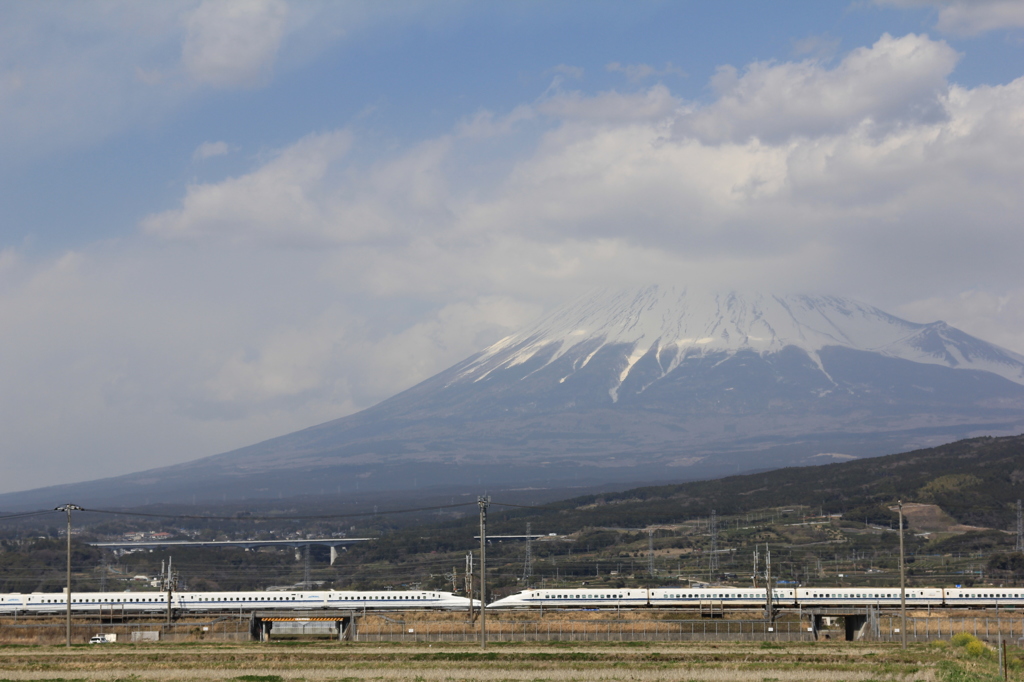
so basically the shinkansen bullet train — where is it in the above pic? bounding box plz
[488,586,1024,609]
[0,590,475,615]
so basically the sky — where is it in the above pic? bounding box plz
[1,0,1024,493]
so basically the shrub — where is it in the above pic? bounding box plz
[951,632,979,647]
[964,640,991,659]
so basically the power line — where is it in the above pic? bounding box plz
[0,510,61,521]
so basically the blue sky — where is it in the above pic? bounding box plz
[1,0,1024,492]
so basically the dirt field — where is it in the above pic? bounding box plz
[0,639,1017,682]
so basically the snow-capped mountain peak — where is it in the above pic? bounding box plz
[457,287,1024,394]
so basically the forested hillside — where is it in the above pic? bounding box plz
[486,434,1024,535]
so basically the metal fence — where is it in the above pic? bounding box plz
[0,617,251,644]
[354,619,812,642]
[865,614,1024,644]
[7,613,1024,644]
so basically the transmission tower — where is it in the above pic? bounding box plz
[709,509,719,575]
[1017,500,1023,553]
[522,523,533,581]
[647,529,655,576]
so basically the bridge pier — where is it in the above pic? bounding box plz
[807,608,873,641]
[845,614,868,641]
[250,610,358,642]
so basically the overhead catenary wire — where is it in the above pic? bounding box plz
[0,510,65,522]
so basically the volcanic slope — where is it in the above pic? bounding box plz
[4,287,1024,509]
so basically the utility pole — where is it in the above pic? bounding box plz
[55,503,82,648]
[709,509,719,579]
[764,544,773,622]
[647,529,655,577]
[1016,500,1022,553]
[303,544,311,588]
[898,500,907,649]
[522,522,533,582]
[166,556,175,625]
[752,547,759,588]
[465,552,474,621]
[478,495,490,649]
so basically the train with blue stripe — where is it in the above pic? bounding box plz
[0,590,474,614]
[488,586,1024,609]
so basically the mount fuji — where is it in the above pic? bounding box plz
[4,286,1024,508]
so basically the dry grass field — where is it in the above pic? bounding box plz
[0,639,1018,682]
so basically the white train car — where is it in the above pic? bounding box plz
[650,587,796,608]
[488,587,797,609]
[943,588,1024,607]
[0,592,168,614]
[0,590,474,615]
[326,591,471,610]
[489,588,647,608]
[795,587,943,607]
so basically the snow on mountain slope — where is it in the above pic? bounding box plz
[457,287,1024,397]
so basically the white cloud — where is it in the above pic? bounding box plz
[791,34,841,60]
[897,290,1024,356]
[549,64,584,80]
[606,61,686,82]
[193,140,230,160]
[0,2,189,161]
[682,33,959,143]
[182,0,289,88]
[936,1,1024,34]
[0,2,439,163]
[140,32,1024,307]
[876,0,1024,35]
[0,243,539,492]
[145,131,356,243]
[538,84,681,122]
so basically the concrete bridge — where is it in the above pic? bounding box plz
[87,538,372,565]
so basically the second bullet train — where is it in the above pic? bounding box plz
[487,586,1024,609]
